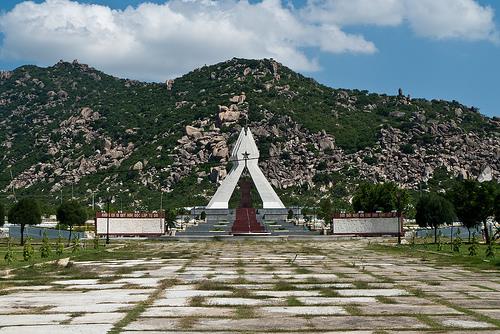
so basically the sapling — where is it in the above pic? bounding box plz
[93,237,99,250]
[55,234,64,256]
[452,229,462,253]
[71,236,81,253]
[40,231,51,258]
[23,237,34,261]
[437,231,443,251]
[468,233,478,256]
[4,238,14,264]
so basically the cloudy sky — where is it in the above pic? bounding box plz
[0,0,499,117]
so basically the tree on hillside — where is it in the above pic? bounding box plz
[415,193,455,243]
[352,182,409,213]
[56,201,87,244]
[0,203,5,227]
[8,198,42,245]
[448,180,481,241]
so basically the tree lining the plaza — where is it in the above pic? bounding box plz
[56,201,88,244]
[351,182,409,214]
[447,180,498,242]
[8,198,42,245]
[415,193,456,243]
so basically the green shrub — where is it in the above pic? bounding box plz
[23,237,34,261]
[55,235,64,256]
[437,231,443,251]
[40,231,51,258]
[4,238,14,264]
[452,229,462,253]
[71,236,82,253]
[468,233,478,256]
[93,237,100,250]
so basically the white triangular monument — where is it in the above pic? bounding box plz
[206,127,285,209]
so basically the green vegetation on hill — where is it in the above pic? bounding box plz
[0,58,498,212]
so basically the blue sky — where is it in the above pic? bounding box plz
[0,0,499,117]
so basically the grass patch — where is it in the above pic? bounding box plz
[232,276,248,284]
[376,296,397,304]
[233,306,257,319]
[408,287,426,298]
[179,316,198,329]
[414,314,443,329]
[98,275,120,283]
[232,288,253,298]
[196,280,227,291]
[189,296,206,307]
[353,281,369,289]
[344,304,362,315]
[236,268,245,275]
[274,281,296,291]
[286,296,304,306]
[115,267,136,275]
[319,288,340,297]
[305,276,319,284]
[369,243,500,271]
[294,267,312,274]
[60,312,83,325]
[333,272,348,279]
[427,281,441,286]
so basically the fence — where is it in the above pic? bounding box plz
[8,225,86,240]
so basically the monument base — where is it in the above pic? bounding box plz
[259,208,289,223]
[203,208,231,223]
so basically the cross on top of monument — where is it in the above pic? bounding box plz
[243,150,250,168]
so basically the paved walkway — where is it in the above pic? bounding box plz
[0,240,499,333]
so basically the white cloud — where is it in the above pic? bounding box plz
[303,0,498,42]
[0,0,375,81]
[406,0,498,41]
[0,0,496,81]
[303,0,405,26]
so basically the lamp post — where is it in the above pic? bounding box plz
[106,196,111,245]
[396,191,402,244]
[160,192,164,234]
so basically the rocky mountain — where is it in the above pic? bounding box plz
[0,58,498,210]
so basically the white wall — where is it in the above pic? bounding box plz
[96,218,164,235]
[332,217,400,235]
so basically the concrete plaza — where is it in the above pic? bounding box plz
[0,239,499,333]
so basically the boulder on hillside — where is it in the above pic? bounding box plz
[186,125,203,139]
[318,137,334,151]
[218,105,240,123]
[212,141,228,159]
[477,165,493,182]
[80,107,93,119]
[133,161,143,171]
